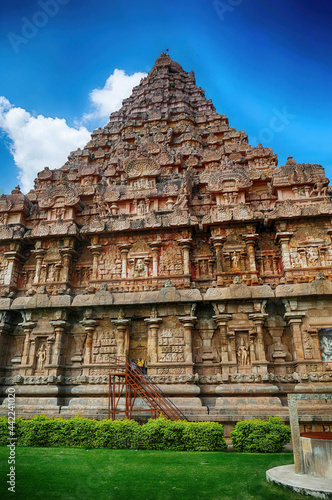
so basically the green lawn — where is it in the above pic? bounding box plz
[0,447,301,500]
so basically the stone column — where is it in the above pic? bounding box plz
[211,236,226,274]
[276,231,293,270]
[179,316,196,373]
[284,312,306,363]
[213,314,232,365]
[50,320,67,367]
[179,240,192,276]
[118,245,131,279]
[111,318,131,358]
[88,245,102,280]
[249,313,269,370]
[32,248,46,284]
[80,319,98,364]
[144,317,162,364]
[242,234,258,273]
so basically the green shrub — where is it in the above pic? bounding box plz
[0,417,8,446]
[95,419,140,449]
[230,416,291,453]
[139,416,187,451]
[0,415,227,452]
[183,422,227,452]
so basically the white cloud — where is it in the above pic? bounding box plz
[0,69,147,193]
[82,69,147,122]
[0,97,91,193]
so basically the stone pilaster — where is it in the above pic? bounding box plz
[118,244,131,279]
[59,248,77,284]
[45,337,54,366]
[88,245,102,280]
[178,239,192,276]
[210,236,226,274]
[0,313,12,367]
[276,231,293,270]
[249,313,269,372]
[284,311,306,366]
[49,320,67,369]
[179,316,196,374]
[80,319,98,364]
[149,243,161,277]
[32,248,46,284]
[3,243,24,288]
[111,318,131,358]
[213,313,232,366]
[242,234,258,276]
[20,321,36,370]
[144,316,162,365]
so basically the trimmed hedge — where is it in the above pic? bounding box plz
[230,416,291,453]
[0,415,227,451]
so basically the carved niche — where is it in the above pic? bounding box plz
[318,329,332,362]
[128,240,152,278]
[128,319,147,362]
[207,161,252,206]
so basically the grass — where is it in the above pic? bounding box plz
[0,447,302,500]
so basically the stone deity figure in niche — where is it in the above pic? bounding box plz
[320,335,332,362]
[237,338,249,366]
[36,344,46,371]
[134,258,145,276]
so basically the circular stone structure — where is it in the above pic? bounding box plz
[266,465,332,499]
[300,432,332,479]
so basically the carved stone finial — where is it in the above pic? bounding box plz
[316,271,326,280]
[164,279,173,288]
[11,185,21,194]
[150,306,158,319]
[286,155,297,166]
[117,308,125,320]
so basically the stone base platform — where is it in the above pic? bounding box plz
[266,465,332,499]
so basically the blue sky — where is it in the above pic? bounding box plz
[0,0,331,193]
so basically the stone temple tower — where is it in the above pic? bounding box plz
[1,52,332,435]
